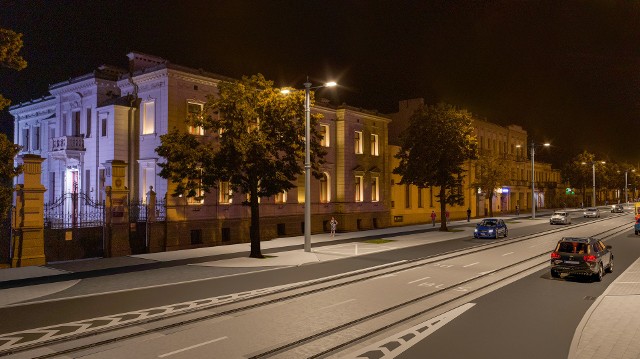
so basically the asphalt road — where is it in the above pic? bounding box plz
[376,217,640,359]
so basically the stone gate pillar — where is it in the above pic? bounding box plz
[12,154,46,267]
[104,160,130,257]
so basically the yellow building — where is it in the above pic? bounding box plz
[387,99,563,225]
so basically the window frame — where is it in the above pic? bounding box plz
[354,131,363,154]
[142,100,156,135]
[370,133,379,156]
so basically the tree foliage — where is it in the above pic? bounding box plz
[472,153,510,216]
[0,28,28,111]
[0,28,26,223]
[157,74,326,257]
[393,102,477,230]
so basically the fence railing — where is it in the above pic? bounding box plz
[44,193,104,229]
[129,198,166,222]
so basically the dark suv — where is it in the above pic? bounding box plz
[550,237,613,281]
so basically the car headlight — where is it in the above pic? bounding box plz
[474,229,478,232]
[488,229,494,233]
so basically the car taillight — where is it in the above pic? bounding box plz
[584,255,597,263]
[551,252,561,259]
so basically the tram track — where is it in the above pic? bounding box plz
[1,214,630,358]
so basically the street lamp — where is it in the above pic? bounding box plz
[284,79,337,252]
[518,142,550,219]
[581,161,605,206]
[625,169,635,204]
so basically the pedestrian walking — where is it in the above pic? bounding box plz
[430,211,436,227]
[445,210,450,224]
[466,208,471,222]
[330,217,338,237]
[515,205,520,216]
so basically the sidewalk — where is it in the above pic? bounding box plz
[569,257,640,359]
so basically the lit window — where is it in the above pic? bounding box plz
[187,102,204,135]
[275,190,287,204]
[354,131,363,154]
[370,134,379,156]
[355,176,363,202]
[320,124,330,147]
[371,177,379,202]
[220,181,233,204]
[187,172,204,205]
[320,173,330,203]
[142,100,155,135]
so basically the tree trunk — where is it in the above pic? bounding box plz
[439,186,448,231]
[249,185,263,258]
[488,194,494,217]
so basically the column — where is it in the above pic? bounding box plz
[104,160,130,257]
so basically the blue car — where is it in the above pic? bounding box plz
[634,218,640,235]
[474,218,508,239]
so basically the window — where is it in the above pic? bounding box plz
[354,131,363,154]
[418,187,423,208]
[275,190,287,204]
[355,176,363,202]
[371,177,379,202]
[72,111,81,136]
[22,128,29,151]
[101,117,107,137]
[220,181,233,204]
[187,102,204,135]
[142,100,155,135]
[85,170,90,195]
[320,173,330,202]
[33,126,40,150]
[370,134,379,156]
[320,124,330,147]
[187,177,204,205]
[405,184,411,208]
[86,108,92,137]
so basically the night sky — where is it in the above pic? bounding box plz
[1,0,639,166]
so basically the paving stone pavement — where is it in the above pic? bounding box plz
[569,257,640,359]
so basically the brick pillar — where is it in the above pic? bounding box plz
[12,154,46,267]
[104,160,130,257]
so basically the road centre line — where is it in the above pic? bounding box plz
[408,276,431,284]
[158,336,227,358]
[502,252,514,256]
[463,262,479,267]
[319,299,356,310]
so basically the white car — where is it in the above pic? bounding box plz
[550,211,571,225]
[584,208,601,218]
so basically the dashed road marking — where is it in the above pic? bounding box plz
[407,276,431,284]
[463,262,479,268]
[319,299,357,310]
[158,336,227,358]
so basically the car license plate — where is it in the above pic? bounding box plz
[564,260,579,264]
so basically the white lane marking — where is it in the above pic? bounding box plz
[344,303,476,359]
[158,336,227,358]
[319,298,356,310]
[463,262,479,268]
[502,252,514,256]
[616,282,640,284]
[408,276,431,284]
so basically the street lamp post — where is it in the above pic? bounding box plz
[528,142,550,219]
[302,79,336,252]
[582,160,605,206]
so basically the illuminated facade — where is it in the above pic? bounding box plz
[387,98,563,225]
[10,53,391,248]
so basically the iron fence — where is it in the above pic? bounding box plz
[44,193,105,229]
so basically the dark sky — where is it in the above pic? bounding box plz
[1,0,639,166]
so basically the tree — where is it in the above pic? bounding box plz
[562,150,595,206]
[393,102,478,231]
[156,74,326,258]
[0,28,27,223]
[472,153,510,217]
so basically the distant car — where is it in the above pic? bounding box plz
[584,208,601,218]
[550,237,613,281]
[611,204,624,213]
[550,211,572,225]
[634,218,640,235]
[474,218,508,239]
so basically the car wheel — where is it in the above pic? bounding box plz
[551,270,560,278]
[594,264,604,282]
[607,257,614,273]
[504,229,508,238]
[636,230,638,235]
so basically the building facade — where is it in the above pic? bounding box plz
[387,98,563,225]
[10,53,392,251]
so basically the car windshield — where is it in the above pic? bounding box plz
[554,212,566,216]
[587,208,597,211]
[480,219,497,226]
[558,242,589,254]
